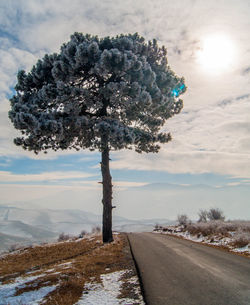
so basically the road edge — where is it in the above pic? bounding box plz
[155,232,250,259]
[126,233,148,305]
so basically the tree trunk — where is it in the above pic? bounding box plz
[101,145,113,243]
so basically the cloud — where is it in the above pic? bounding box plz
[0,179,150,214]
[0,46,38,157]
[0,170,96,184]
[68,180,148,191]
[0,183,103,213]
[112,181,149,190]
[154,92,250,168]
[111,149,250,178]
[110,91,250,179]
[1,0,250,179]
[0,47,37,94]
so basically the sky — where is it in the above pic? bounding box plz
[0,0,250,220]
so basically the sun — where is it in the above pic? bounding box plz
[197,33,236,74]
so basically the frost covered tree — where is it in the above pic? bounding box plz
[9,33,186,243]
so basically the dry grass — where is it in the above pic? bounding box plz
[186,220,250,240]
[0,234,140,305]
[230,232,250,248]
[186,221,236,237]
[156,221,250,258]
[0,236,100,281]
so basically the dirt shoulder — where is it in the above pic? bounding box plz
[0,233,144,305]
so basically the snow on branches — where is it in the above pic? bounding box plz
[9,32,186,154]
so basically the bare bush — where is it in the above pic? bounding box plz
[8,244,19,253]
[154,223,160,230]
[217,222,237,234]
[232,232,250,248]
[207,208,225,221]
[186,220,250,240]
[198,209,208,222]
[58,233,71,242]
[92,226,101,234]
[187,222,219,236]
[233,221,250,233]
[78,230,87,238]
[177,214,190,227]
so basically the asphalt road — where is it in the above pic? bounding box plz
[128,232,250,305]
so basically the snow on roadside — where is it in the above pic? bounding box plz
[0,274,57,305]
[75,270,145,305]
[233,245,250,253]
[155,226,250,255]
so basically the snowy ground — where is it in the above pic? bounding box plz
[154,226,250,255]
[76,270,145,305]
[0,270,144,305]
[0,234,145,305]
[0,274,57,305]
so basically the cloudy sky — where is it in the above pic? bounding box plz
[1,0,250,220]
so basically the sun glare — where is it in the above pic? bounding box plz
[197,34,235,74]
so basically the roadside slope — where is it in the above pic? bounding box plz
[0,233,144,305]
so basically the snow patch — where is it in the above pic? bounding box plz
[233,245,250,253]
[75,270,144,305]
[155,226,250,255]
[57,261,72,267]
[0,274,57,305]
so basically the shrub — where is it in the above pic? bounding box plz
[217,222,237,235]
[186,220,250,239]
[232,232,250,248]
[92,226,101,234]
[8,244,19,252]
[78,230,87,238]
[186,223,201,235]
[154,224,160,230]
[233,221,250,233]
[58,233,71,242]
[187,221,223,237]
[187,221,228,236]
[177,214,190,227]
[207,208,225,221]
[198,209,208,222]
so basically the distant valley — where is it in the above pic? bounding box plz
[0,205,173,253]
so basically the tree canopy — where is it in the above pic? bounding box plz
[9,32,186,154]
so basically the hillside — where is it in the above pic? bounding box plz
[0,233,144,305]
[0,232,30,253]
[0,206,101,234]
[0,205,173,253]
[0,220,57,240]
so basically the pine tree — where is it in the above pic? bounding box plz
[9,33,186,243]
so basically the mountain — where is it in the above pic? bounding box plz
[0,206,101,234]
[0,205,173,253]
[0,232,30,253]
[0,206,100,253]
[0,205,172,233]
[0,220,57,239]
